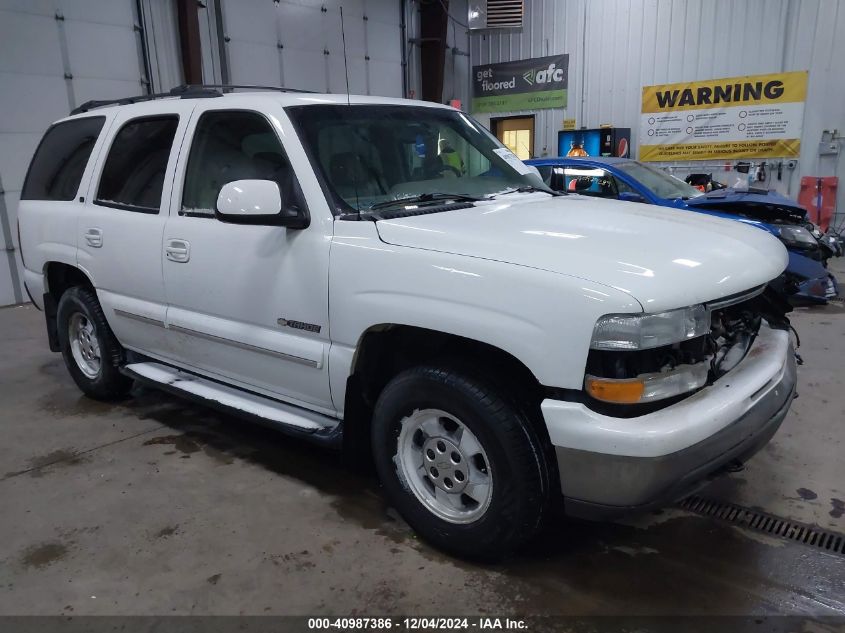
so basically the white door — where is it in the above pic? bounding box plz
[162,106,334,414]
[77,101,194,360]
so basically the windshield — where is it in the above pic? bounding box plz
[616,161,704,200]
[286,104,549,215]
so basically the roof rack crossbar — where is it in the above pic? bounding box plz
[70,83,312,115]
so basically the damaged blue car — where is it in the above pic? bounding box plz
[527,156,839,305]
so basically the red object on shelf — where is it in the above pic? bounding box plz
[798,176,839,231]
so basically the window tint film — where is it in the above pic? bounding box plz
[182,110,302,217]
[21,116,105,201]
[96,116,179,213]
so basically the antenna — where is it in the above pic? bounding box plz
[339,6,361,218]
[339,7,351,106]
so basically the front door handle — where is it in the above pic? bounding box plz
[165,238,190,263]
[84,228,103,248]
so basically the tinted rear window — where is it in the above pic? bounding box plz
[96,116,179,213]
[21,116,105,201]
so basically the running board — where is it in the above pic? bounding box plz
[122,362,342,447]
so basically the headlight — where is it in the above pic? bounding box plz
[778,225,817,248]
[590,305,710,350]
[586,362,710,404]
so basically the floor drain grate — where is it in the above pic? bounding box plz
[679,495,845,555]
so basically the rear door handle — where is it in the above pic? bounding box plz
[84,228,103,248]
[165,238,190,263]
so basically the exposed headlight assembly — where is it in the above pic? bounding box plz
[590,305,710,351]
[777,225,817,248]
[585,362,710,404]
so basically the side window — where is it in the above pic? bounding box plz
[182,110,303,217]
[550,167,566,191]
[95,116,179,213]
[563,168,618,198]
[534,165,553,186]
[21,116,105,201]
[613,176,635,195]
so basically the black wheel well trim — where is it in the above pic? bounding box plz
[44,261,95,297]
[42,262,97,352]
[349,323,545,400]
[341,323,551,466]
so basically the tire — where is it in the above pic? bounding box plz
[56,286,132,400]
[371,364,549,560]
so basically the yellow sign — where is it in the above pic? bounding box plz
[563,118,576,130]
[639,71,807,161]
[640,139,802,162]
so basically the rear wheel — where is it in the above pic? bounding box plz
[371,364,549,560]
[57,286,132,400]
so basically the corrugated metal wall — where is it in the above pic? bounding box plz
[466,0,845,224]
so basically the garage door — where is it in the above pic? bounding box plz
[219,0,402,97]
[0,0,148,306]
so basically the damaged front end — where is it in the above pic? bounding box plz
[584,285,795,416]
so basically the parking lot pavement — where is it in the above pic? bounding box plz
[1,263,843,617]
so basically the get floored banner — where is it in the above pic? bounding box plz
[471,54,568,114]
[639,71,808,161]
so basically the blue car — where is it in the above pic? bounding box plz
[526,156,839,306]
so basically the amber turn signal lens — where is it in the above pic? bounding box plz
[585,377,645,404]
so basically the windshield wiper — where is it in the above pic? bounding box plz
[368,192,482,211]
[492,185,563,198]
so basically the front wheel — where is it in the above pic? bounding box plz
[371,365,549,560]
[56,286,132,400]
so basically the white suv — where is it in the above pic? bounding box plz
[18,87,797,559]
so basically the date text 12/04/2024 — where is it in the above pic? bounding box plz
[307,618,528,630]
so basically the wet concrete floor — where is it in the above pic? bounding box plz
[1,262,844,618]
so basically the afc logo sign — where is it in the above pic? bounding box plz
[523,63,565,86]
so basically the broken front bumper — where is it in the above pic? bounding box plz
[794,271,839,305]
[541,324,797,520]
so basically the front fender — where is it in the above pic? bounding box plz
[327,221,640,406]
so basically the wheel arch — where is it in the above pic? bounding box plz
[341,323,551,470]
[42,262,96,352]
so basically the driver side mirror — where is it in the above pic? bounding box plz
[215,179,309,228]
[618,191,646,204]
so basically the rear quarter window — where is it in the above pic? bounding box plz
[21,116,106,201]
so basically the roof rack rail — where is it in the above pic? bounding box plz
[70,83,312,115]
[70,85,221,115]
[176,83,315,95]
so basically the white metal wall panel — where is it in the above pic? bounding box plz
[466,0,845,224]
[0,0,148,305]
[198,1,226,84]
[138,0,183,92]
[220,0,402,96]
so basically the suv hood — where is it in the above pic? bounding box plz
[684,188,809,225]
[375,194,788,312]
